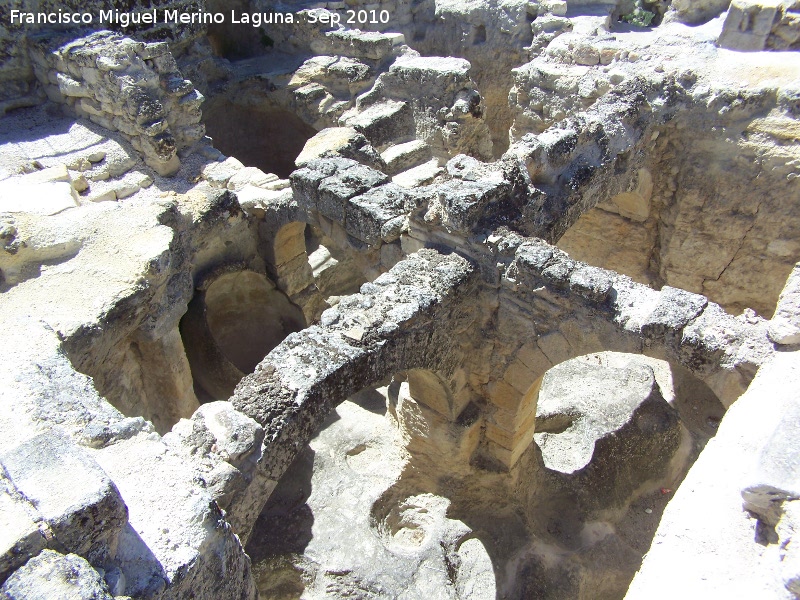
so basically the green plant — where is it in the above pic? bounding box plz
[620,0,657,26]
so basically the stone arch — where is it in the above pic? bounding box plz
[180,266,306,401]
[484,315,726,469]
[226,249,476,542]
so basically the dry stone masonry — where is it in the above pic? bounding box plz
[0,0,798,599]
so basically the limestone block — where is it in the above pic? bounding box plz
[515,241,555,279]
[574,44,600,66]
[769,263,800,345]
[407,369,453,417]
[392,159,444,189]
[295,127,385,171]
[540,256,577,288]
[141,145,179,178]
[610,167,653,222]
[340,100,413,148]
[381,140,432,175]
[380,240,403,269]
[400,232,427,255]
[769,9,800,48]
[56,73,90,98]
[537,331,573,365]
[488,380,524,412]
[742,397,800,525]
[317,163,389,222]
[503,359,538,395]
[0,475,45,584]
[534,359,681,511]
[390,54,471,80]
[290,157,349,211]
[0,432,127,565]
[227,167,279,192]
[516,342,553,376]
[192,402,265,470]
[641,286,708,341]
[203,156,245,188]
[568,264,615,303]
[0,550,114,600]
[174,123,206,148]
[276,253,316,297]
[19,164,71,185]
[140,42,170,60]
[236,185,292,217]
[718,0,782,50]
[314,29,404,60]
[346,183,413,244]
[438,178,511,231]
[0,181,78,216]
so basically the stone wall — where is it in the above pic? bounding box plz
[718,0,800,50]
[0,0,206,114]
[506,21,800,317]
[27,31,205,176]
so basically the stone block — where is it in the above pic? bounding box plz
[0,550,114,600]
[227,167,278,192]
[203,157,246,189]
[533,358,681,510]
[537,331,573,365]
[0,432,127,565]
[317,164,389,222]
[488,380,523,412]
[381,140,432,175]
[276,253,315,297]
[515,241,555,280]
[346,183,412,244]
[56,73,90,98]
[392,159,444,189]
[0,181,78,216]
[191,402,265,470]
[340,100,413,148]
[503,358,538,395]
[641,286,708,341]
[742,398,800,525]
[540,257,577,288]
[296,127,385,171]
[290,157,357,212]
[516,342,553,376]
[718,0,782,50]
[769,263,800,345]
[0,476,45,585]
[569,264,615,303]
[435,178,509,231]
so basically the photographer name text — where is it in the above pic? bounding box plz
[9,9,391,29]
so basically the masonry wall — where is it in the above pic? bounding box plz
[0,0,206,114]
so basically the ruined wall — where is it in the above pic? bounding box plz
[0,0,207,114]
[552,82,800,317]
[26,31,206,176]
[506,17,800,317]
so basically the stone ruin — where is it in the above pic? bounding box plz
[0,0,798,598]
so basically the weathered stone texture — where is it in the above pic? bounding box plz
[28,31,205,176]
[229,249,477,542]
[1,550,114,600]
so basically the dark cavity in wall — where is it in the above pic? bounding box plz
[180,270,306,402]
[203,98,317,179]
